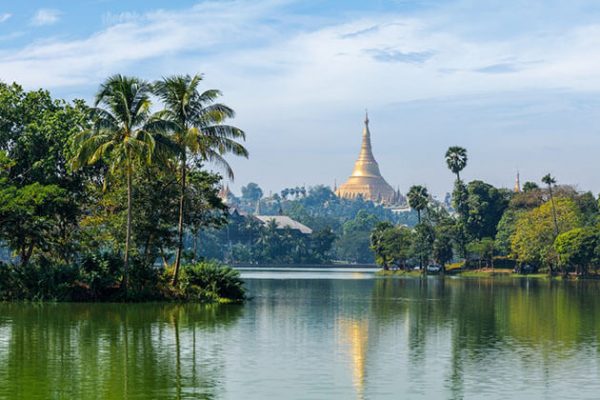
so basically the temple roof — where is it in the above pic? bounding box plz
[254,215,313,234]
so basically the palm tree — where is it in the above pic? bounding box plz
[445,146,468,181]
[407,185,429,224]
[153,74,248,285]
[542,173,559,236]
[542,173,559,276]
[408,185,430,275]
[72,75,156,289]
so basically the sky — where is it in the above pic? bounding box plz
[2,0,600,198]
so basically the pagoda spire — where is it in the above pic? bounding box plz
[336,112,396,204]
[514,171,521,193]
[350,110,381,177]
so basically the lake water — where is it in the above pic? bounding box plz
[2,269,600,399]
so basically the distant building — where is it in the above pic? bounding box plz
[336,112,399,204]
[254,215,313,235]
[514,172,521,193]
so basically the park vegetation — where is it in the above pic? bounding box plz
[197,184,414,264]
[0,76,248,301]
[370,145,600,278]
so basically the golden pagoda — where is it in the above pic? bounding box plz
[336,113,397,204]
[514,172,521,193]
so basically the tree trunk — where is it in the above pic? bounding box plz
[159,246,169,269]
[124,166,132,292]
[549,187,559,236]
[173,155,187,286]
[20,242,34,268]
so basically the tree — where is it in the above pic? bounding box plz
[522,182,539,192]
[153,74,247,285]
[412,223,435,274]
[72,75,157,289]
[495,209,525,256]
[511,197,581,271]
[370,223,414,270]
[467,238,495,269]
[370,222,395,270]
[241,182,263,203]
[0,84,90,266]
[554,227,597,276]
[542,174,559,236]
[445,146,468,181]
[433,224,454,269]
[465,180,510,240]
[407,185,429,223]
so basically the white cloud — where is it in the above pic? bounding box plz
[31,9,61,26]
[0,13,11,23]
[3,0,600,194]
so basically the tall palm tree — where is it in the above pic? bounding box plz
[542,174,559,236]
[407,185,429,224]
[408,185,430,275]
[153,74,248,285]
[72,75,156,289]
[542,173,559,276]
[445,146,468,181]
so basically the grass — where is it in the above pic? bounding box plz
[376,266,563,280]
[375,269,422,277]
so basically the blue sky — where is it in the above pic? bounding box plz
[2,0,600,198]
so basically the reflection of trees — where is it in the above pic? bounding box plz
[0,303,243,399]
[369,278,600,398]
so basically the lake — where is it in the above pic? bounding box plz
[1,269,600,399]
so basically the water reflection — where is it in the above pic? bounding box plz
[0,303,243,400]
[1,275,600,399]
[337,318,369,400]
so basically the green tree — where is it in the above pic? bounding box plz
[433,224,454,268]
[445,146,468,181]
[412,223,435,274]
[466,238,495,269]
[554,227,597,276]
[370,223,414,270]
[407,185,429,223]
[72,75,157,289]
[370,222,395,270]
[522,181,539,192]
[242,182,263,203]
[541,174,559,236]
[153,74,247,285]
[511,197,581,271]
[465,180,510,240]
[494,209,525,256]
[0,84,90,265]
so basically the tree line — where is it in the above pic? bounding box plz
[371,146,600,276]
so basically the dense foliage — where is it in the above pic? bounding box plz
[199,184,416,264]
[371,146,600,277]
[0,77,247,301]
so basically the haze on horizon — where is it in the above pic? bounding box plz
[1,0,600,198]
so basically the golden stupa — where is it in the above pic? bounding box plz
[336,113,397,204]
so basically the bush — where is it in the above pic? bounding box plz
[180,261,245,302]
[73,253,123,300]
[0,257,246,303]
[0,260,76,301]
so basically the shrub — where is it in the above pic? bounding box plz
[180,261,245,302]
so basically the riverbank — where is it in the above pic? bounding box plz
[0,260,246,303]
[376,268,600,280]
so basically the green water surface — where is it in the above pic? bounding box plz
[1,270,600,399]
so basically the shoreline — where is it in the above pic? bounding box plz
[376,268,600,280]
